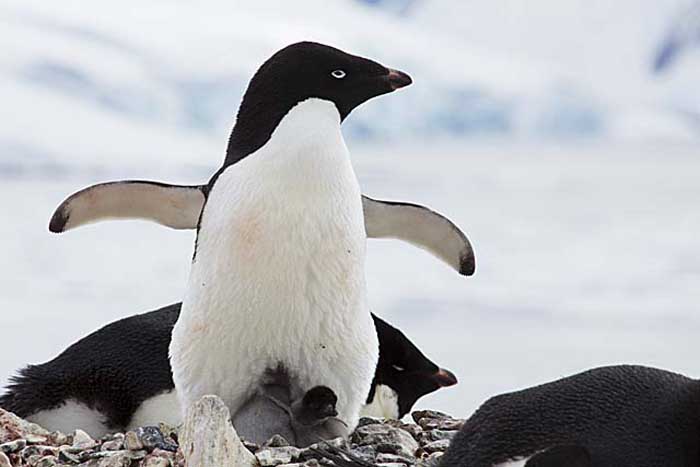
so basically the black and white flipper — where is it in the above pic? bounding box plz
[49,183,475,275]
[362,195,475,275]
[49,181,205,233]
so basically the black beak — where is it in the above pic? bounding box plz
[432,368,458,387]
[386,68,412,90]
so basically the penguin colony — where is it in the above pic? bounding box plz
[1,42,698,467]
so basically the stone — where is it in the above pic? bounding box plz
[101,439,124,451]
[35,455,59,467]
[0,452,10,467]
[352,424,418,458]
[417,430,456,445]
[376,452,415,464]
[0,438,26,454]
[142,456,172,467]
[255,446,301,466]
[58,447,82,463]
[398,423,422,439]
[179,395,258,467]
[356,417,384,427]
[421,451,444,467]
[419,439,451,454]
[262,434,289,448]
[124,431,143,451]
[136,426,178,452]
[48,431,69,446]
[94,451,133,467]
[0,408,50,444]
[411,410,451,423]
[72,429,96,450]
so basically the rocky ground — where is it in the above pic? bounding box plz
[0,404,464,467]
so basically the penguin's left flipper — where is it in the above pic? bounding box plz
[49,181,475,276]
[49,180,205,233]
[524,445,591,467]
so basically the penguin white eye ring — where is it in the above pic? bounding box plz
[331,69,346,79]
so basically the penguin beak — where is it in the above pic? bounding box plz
[431,368,458,387]
[385,68,412,90]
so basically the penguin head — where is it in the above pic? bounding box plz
[227,41,411,162]
[298,385,338,425]
[371,318,458,418]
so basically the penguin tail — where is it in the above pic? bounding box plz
[0,364,64,418]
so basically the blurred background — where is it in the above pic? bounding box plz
[1,0,699,419]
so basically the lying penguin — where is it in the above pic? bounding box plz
[0,303,457,438]
[48,182,475,277]
[439,365,699,467]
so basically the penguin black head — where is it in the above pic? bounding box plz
[298,386,338,425]
[370,317,458,418]
[226,41,411,164]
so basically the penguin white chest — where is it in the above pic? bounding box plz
[170,99,378,430]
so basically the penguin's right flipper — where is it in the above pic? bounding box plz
[524,445,591,467]
[49,181,205,233]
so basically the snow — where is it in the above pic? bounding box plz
[0,0,699,420]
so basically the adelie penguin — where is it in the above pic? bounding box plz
[439,365,700,467]
[167,42,408,434]
[0,303,458,439]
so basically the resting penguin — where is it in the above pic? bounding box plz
[167,42,414,436]
[439,365,700,467]
[0,304,457,437]
[48,183,475,276]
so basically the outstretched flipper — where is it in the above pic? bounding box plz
[362,196,475,276]
[525,445,591,467]
[49,181,205,233]
[49,181,475,275]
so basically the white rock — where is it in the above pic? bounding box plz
[180,395,259,467]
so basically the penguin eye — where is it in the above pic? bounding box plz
[392,365,405,372]
[331,69,346,79]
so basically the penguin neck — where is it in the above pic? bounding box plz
[224,94,294,166]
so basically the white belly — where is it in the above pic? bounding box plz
[170,99,378,431]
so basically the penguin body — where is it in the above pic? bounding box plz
[1,303,455,438]
[440,365,700,467]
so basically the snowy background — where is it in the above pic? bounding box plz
[1,0,699,420]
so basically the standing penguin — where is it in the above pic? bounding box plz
[170,42,412,434]
[439,365,700,467]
